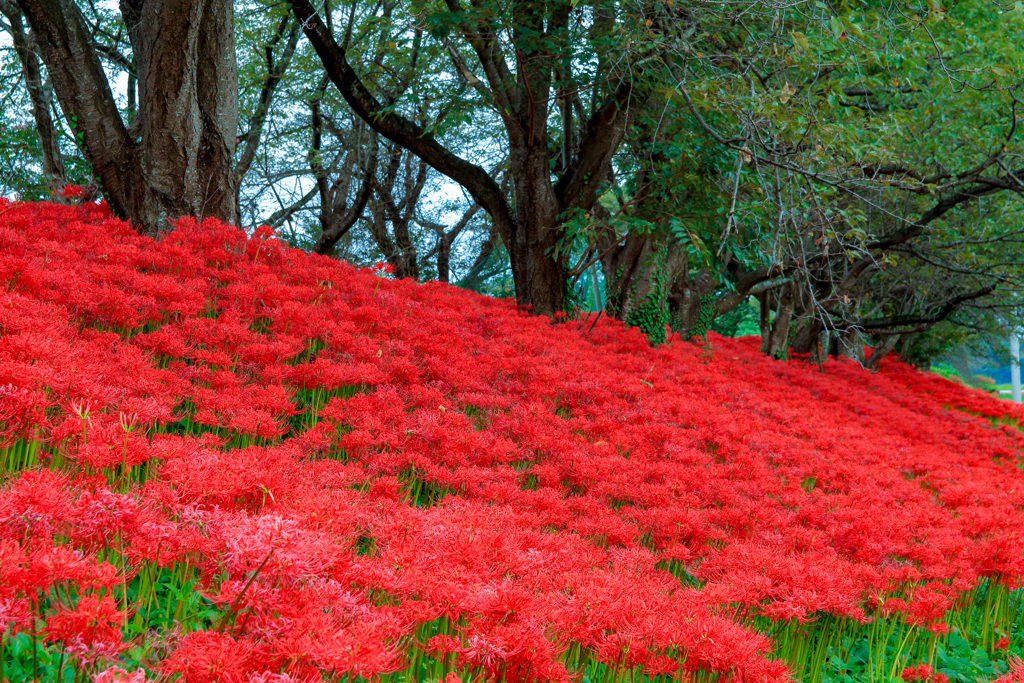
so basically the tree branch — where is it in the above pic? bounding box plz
[16,0,138,217]
[290,0,517,245]
[554,80,637,213]
[852,285,997,331]
[234,16,301,186]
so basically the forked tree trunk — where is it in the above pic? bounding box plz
[292,0,636,316]
[17,0,238,236]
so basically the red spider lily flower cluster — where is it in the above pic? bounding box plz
[0,199,1022,682]
[996,659,1024,683]
[901,663,948,683]
[61,184,87,200]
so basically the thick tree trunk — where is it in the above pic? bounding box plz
[124,0,238,232]
[790,314,824,355]
[508,144,567,315]
[667,269,717,338]
[18,0,237,236]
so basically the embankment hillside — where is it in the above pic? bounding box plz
[1,200,1022,682]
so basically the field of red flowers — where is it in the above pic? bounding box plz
[0,199,1022,683]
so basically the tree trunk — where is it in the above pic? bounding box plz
[424,202,481,284]
[0,2,66,193]
[366,145,428,280]
[763,283,796,358]
[292,0,636,316]
[18,0,237,236]
[758,292,771,343]
[508,144,567,314]
[667,267,716,338]
[124,0,238,232]
[865,334,900,371]
[309,93,376,255]
[836,328,867,365]
[600,232,649,320]
[790,315,824,355]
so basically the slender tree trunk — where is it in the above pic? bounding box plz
[309,94,376,255]
[865,334,900,370]
[233,16,301,224]
[763,283,795,358]
[0,2,66,193]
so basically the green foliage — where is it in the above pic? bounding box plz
[0,124,50,201]
[712,297,760,338]
[627,294,670,345]
[625,244,670,345]
[902,323,974,368]
[762,581,1024,683]
[0,563,219,682]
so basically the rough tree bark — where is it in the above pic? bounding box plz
[762,283,796,358]
[16,0,238,236]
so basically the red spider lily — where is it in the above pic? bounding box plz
[901,663,948,683]
[996,658,1024,683]
[1,199,1023,682]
